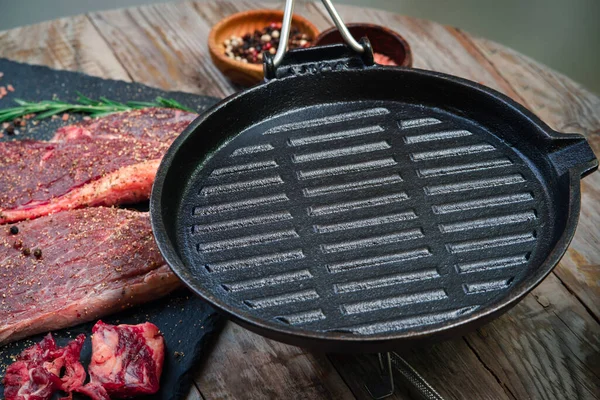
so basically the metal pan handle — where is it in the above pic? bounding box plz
[273,0,365,67]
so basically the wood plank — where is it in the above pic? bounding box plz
[560,171,600,320]
[89,2,236,98]
[0,15,130,80]
[465,273,600,400]
[326,353,413,399]
[330,340,513,400]
[185,383,206,400]
[189,0,331,31]
[194,322,355,399]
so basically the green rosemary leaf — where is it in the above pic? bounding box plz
[125,101,158,108]
[35,107,70,120]
[155,97,195,113]
[76,93,99,106]
[0,94,196,123]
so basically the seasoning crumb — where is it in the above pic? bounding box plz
[62,113,69,121]
[7,84,14,92]
[33,248,42,259]
[174,351,184,359]
[9,225,18,235]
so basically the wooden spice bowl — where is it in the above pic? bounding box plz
[208,10,320,86]
[314,23,412,67]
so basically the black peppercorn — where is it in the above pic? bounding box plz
[22,248,31,256]
[33,248,42,259]
[9,225,18,234]
[5,124,14,135]
[223,23,312,64]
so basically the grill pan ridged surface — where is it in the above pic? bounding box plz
[177,101,553,337]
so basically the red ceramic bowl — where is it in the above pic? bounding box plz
[314,23,412,67]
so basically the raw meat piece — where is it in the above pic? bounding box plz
[0,137,166,224]
[52,108,197,142]
[74,382,111,400]
[2,333,86,400]
[89,321,164,397]
[0,108,197,224]
[0,207,181,345]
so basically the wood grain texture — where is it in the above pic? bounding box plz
[89,2,237,97]
[0,15,130,81]
[326,353,414,400]
[185,384,206,400]
[1,2,599,399]
[464,273,600,400]
[193,323,356,399]
[330,340,514,400]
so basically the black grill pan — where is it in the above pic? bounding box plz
[150,39,597,352]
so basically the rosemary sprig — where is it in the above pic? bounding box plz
[0,93,195,123]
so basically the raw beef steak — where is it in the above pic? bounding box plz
[52,108,197,142]
[88,321,165,397]
[0,108,197,224]
[0,207,180,345]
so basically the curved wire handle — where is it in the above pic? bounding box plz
[273,0,364,67]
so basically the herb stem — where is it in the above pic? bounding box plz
[0,93,195,123]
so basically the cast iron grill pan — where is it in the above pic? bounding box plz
[151,43,597,352]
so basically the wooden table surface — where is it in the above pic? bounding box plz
[1,1,599,399]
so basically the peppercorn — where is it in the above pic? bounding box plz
[9,226,18,235]
[222,23,313,64]
[5,124,14,135]
[22,248,31,256]
[33,249,42,259]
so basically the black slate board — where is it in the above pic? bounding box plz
[0,58,224,399]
